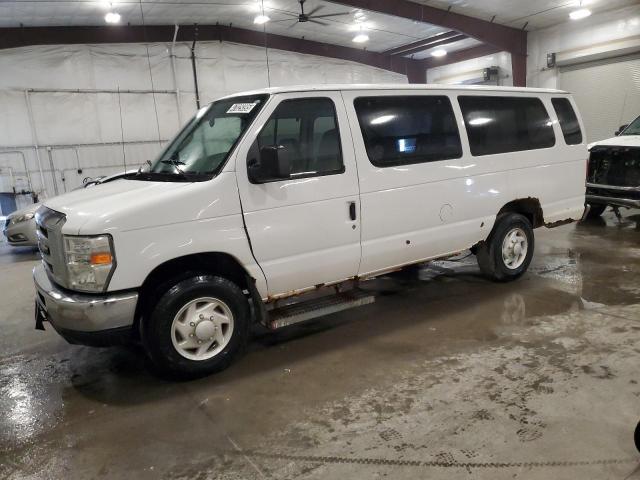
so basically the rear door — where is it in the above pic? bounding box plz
[235,91,361,297]
[342,89,506,276]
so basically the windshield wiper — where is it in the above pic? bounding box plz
[160,155,187,177]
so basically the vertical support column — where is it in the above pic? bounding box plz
[406,60,427,84]
[511,53,527,87]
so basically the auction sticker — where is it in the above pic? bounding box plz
[227,103,258,114]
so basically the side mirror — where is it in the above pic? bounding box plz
[615,124,628,136]
[248,145,291,183]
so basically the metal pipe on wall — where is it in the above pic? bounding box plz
[24,90,47,197]
[170,24,183,126]
[46,147,59,196]
[190,25,201,110]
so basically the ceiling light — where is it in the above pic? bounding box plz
[432,49,447,57]
[569,8,591,20]
[105,11,121,24]
[254,14,270,24]
[352,33,369,43]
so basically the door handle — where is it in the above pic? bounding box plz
[349,201,357,221]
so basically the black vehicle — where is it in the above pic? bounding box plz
[585,115,640,218]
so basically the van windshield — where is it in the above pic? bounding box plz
[137,94,268,181]
[620,116,640,136]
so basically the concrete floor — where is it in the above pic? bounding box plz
[1,211,639,479]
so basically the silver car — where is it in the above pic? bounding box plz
[3,170,135,248]
[3,202,39,247]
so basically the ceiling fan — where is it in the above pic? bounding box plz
[275,0,351,27]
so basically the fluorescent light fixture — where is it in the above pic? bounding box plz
[569,8,591,20]
[371,114,395,125]
[105,11,121,24]
[254,14,270,24]
[469,117,493,126]
[348,22,374,31]
[432,49,447,57]
[352,33,369,43]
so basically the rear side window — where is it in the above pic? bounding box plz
[551,98,582,145]
[458,96,555,156]
[353,96,462,167]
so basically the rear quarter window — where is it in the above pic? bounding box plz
[458,96,556,156]
[551,98,583,145]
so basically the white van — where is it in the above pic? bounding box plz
[33,84,587,377]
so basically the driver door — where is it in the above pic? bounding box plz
[235,91,361,298]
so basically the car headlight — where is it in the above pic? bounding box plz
[63,235,116,292]
[10,212,35,224]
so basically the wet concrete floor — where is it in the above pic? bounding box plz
[1,211,639,479]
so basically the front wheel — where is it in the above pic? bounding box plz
[142,275,250,379]
[476,213,534,282]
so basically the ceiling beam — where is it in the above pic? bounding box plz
[0,24,425,81]
[384,32,467,57]
[326,0,526,56]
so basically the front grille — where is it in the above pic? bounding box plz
[35,207,67,288]
[4,217,10,229]
[588,146,640,187]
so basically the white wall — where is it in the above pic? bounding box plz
[0,41,405,209]
[527,4,640,89]
[427,51,513,86]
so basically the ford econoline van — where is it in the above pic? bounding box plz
[33,85,587,377]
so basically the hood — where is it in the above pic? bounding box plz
[42,172,242,235]
[43,178,192,234]
[8,202,41,219]
[588,135,640,150]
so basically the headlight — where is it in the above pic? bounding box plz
[11,212,35,224]
[63,235,115,292]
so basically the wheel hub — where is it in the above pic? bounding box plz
[194,320,216,340]
[501,227,528,270]
[170,297,234,361]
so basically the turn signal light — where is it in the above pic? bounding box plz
[90,252,113,265]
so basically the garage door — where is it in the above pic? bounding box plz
[559,54,640,143]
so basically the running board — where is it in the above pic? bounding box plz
[268,290,375,330]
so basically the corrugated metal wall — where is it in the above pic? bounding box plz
[559,54,640,142]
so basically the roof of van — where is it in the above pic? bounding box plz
[219,84,569,99]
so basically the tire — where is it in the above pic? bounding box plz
[142,275,250,379]
[476,213,534,282]
[635,421,640,453]
[585,203,607,219]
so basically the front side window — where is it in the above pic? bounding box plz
[620,115,640,136]
[145,94,268,180]
[459,96,556,156]
[354,96,462,167]
[257,97,344,177]
[552,98,583,145]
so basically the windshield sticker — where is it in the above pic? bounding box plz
[227,103,258,114]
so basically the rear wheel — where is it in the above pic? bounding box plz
[142,275,249,379]
[585,203,607,219]
[476,213,534,282]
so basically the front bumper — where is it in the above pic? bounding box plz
[4,218,38,246]
[33,264,138,345]
[586,183,640,209]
